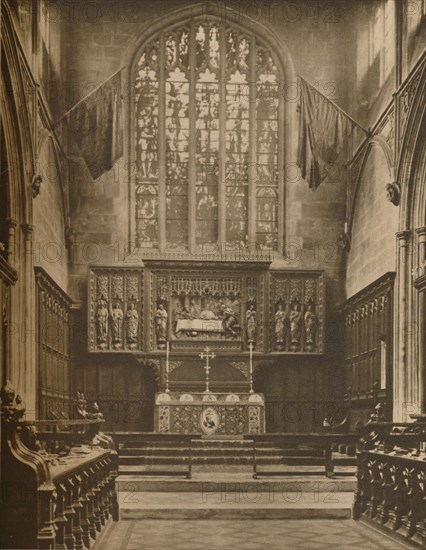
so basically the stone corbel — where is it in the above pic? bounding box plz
[338,231,351,252]
[386,181,401,206]
[31,174,42,198]
[413,227,426,291]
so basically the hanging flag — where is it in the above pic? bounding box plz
[65,68,123,179]
[297,76,367,190]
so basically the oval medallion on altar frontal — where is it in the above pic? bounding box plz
[200,407,219,436]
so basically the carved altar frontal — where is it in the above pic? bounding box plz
[154,392,265,435]
[88,265,324,355]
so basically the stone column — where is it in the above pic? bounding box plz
[415,227,426,412]
[393,230,411,420]
[21,223,36,419]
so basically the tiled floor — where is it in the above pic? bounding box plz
[97,519,408,550]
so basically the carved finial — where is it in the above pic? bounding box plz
[386,182,400,206]
[31,174,42,198]
[0,380,26,422]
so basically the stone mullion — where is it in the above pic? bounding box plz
[218,23,226,253]
[277,63,285,254]
[188,22,196,253]
[158,33,166,253]
[248,36,256,249]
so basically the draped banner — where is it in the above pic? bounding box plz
[297,76,358,190]
[66,69,123,179]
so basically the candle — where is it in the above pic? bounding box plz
[166,341,169,375]
[249,342,254,393]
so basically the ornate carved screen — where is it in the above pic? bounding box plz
[132,18,283,255]
[88,267,324,355]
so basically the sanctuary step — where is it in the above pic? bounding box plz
[116,474,356,520]
[115,433,357,477]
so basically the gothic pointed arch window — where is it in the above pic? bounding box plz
[132,17,283,254]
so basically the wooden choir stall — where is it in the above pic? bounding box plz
[0,383,119,550]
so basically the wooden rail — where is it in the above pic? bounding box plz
[111,432,202,478]
[354,421,426,548]
[244,433,359,478]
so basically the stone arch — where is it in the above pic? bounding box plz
[348,136,394,234]
[346,139,399,297]
[120,4,297,251]
[392,60,426,420]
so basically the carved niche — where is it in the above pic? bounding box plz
[150,269,263,351]
[89,268,144,352]
[270,271,324,353]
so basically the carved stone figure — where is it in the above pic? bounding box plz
[289,302,303,351]
[126,302,139,349]
[246,304,257,343]
[155,303,168,348]
[95,296,108,349]
[304,303,318,351]
[111,301,124,349]
[275,303,287,350]
[220,303,239,338]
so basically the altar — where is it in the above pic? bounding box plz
[154,392,265,436]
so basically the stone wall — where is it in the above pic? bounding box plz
[346,144,399,298]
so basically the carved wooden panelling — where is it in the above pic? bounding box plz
[35,268,72,419]
[270,271,324,353]
[89,268,144,352]
[343,273,394,409]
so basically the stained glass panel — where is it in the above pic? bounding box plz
[256,49,279,249]
[135,41,159,247]
[196,62,219,245]
[134,23,281,252]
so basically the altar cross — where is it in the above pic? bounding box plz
[200,347,216,393]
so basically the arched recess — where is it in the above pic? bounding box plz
[393,61,426,419]
[1,3,37,415]
[33,133,69,290]
[346,138,398,298]
[120,4,297,256]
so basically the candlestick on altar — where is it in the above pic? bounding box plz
[200,346,216,394]
[165,341,170,393]
[249,342,254,394]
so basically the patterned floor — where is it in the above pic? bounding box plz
[96,519,407,550]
